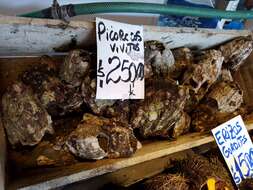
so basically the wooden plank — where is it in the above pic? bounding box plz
[0,16,95,56]
[61,150,193,190]
[7,122,253,190]
[64,145,215,190]
[0,16,250,55]
[143,25,251,50]
[0,118,6,190]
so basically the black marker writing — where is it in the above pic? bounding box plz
[97,59,105,77]
[109,42,140,53]
[98,21,141,43]
[97,21,106,41]
[105,56,144,85]
[129,83,136,97]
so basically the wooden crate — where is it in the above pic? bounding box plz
[0,15,252,190]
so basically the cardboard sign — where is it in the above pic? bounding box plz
[96,18,144,100]
[212,115,253,185]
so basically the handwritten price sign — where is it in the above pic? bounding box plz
[212,115,253,185]
[96,18,144,99]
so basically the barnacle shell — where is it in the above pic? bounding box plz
[181,49,223,111]
[21,55,59,91]
[2,82,53,146]
[22,63,83,117]
[81,75,130,121]
[219,36,253,71]
[182,49,223,95]
[81,76,116,115]
[60,49,91,87]
[192,80,243,132]
[219,69,233,82]
[172,112,191,138]
[170,47,194,80]
[66,114,140,160]
[144,40,175,79]
[131,79,188,138]
[39,77,83,116]
[81,71,129,119]
[206,81,243,113]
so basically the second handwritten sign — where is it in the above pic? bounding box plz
[96,18,144,99]
[212,115,253,185]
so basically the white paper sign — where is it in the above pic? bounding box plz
[96,18,144,99]
[212,115,253,185]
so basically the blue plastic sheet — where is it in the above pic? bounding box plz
[158,0,244,29]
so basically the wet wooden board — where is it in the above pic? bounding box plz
[0,16,250,55]
[8,121,253,190]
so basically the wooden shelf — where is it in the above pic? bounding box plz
[9,120,253,190]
